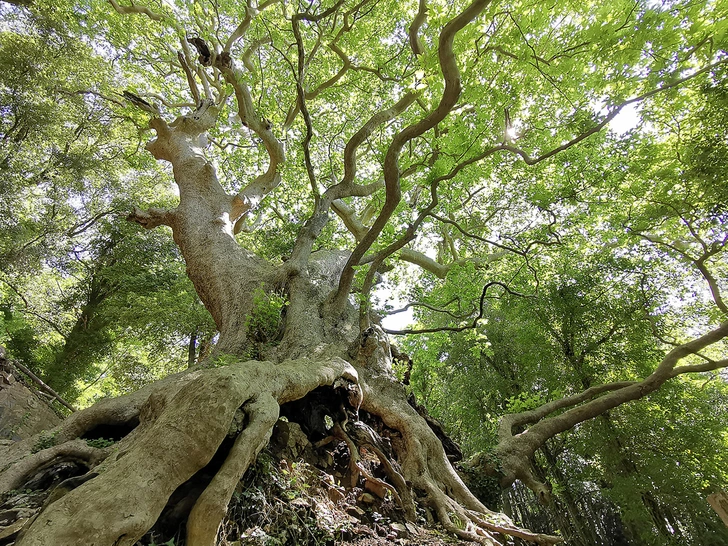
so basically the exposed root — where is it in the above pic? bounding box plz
[0,440,109,493]
[332,422,408,513]
[356,361,562,545]
[2,342,561,546]
[467,509,564,545]
[345,421,415,519]
[423,478,499,545]
[332,423,361,488]
[186,394,279,546]
[3,357,359,546]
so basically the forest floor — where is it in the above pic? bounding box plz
[213,418,483,546]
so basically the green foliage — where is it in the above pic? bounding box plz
[245,288,288,347]
[1,0,727,542]
[85,438,116,449]
[31,431,58,453]
[224,452,353,545]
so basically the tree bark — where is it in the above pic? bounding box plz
[1,104,562,546]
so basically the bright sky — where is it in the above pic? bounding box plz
[609,103,641,134]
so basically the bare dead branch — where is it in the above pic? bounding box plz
[2,357,77,412]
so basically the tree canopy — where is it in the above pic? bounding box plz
[1,0,727,544]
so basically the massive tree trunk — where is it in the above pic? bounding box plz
[0,103,560,546]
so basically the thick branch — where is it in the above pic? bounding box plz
[498,381,637,442]
[107,0,163,21]
[333,0,494,310]
[127,206,176,230]
[331,199,368,241]
[408,0,428,56]
[284,93,414,270]
[220,66,285,226]
[494,320,728,494]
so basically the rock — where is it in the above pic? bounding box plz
[364,478,387,499]
[274,420,310,459]
[327,486,344,503]
[346,505,365,518]
[1,371,15,386]
[389,522,409,537]
[357,492,377,504]
[0,375,61,441]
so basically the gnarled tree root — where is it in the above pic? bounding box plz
[186,394,279,546]
[357,365,563,545]
[2,351,560,546]
[3,357,359,546]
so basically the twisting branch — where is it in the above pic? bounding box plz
[177,50,201,106]
[491,320,728,498]
[242,37,272,74]
[357,140,511,327]
[333,93,417,200]
[282,0,376,128]
[218,60,285,227]
[223,0,254,52]
[331,199,369,241]
[292,14,320,199]
[383,281,529,335]
[408,0,428,56]
[353,50,726,326]
[333,0,496,312]
[107,0,163,21]
[386,297,476,321]
[284,92,416,271]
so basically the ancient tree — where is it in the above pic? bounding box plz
[1,0,727,544]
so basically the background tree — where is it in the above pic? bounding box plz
[0,4,216,404]
[402,77,728,543]
[0,0,726,545]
